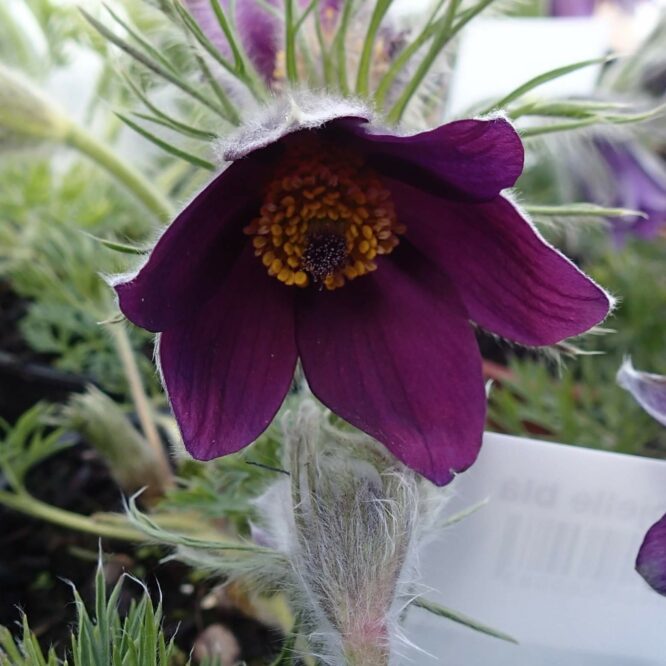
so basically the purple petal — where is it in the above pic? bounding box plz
[184,0,229,54]
[184,0,281,82]
[596,140,666,244]
[637,513,666,596]
[114,155,272,333]
[296,248,485,486]
[617,358,666,427]
[549,0,597,16]
[388,179,611,346]
[159,247,297,460]
[235,0,281,81]
[342,116,524,202]
[220,94,370,161]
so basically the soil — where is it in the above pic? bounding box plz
[0,282,533,663]
[0,282,283,663]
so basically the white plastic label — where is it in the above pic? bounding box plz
[447,18,611,116]
[404,433,666,665]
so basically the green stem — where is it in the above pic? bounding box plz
[334,0,355,95]
[355,0,392,98]
[65,124,174,222]
[314,2,334,88]
[0,490,145,542]
[107,324,174,494]
[372,0,448,112]
[386,0,462,124]
[285,0,299,82]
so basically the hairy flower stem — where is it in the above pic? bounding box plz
[0,490,232,544]
[0,489,145,542]
[65,123,174,222]
[344,643,390,666]
[107,324,174,494]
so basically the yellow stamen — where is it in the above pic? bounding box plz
[244,136,404,290]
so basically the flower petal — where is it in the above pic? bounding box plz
[636,513,666,596]
[159,247,297,460]
[183,0,229,55]
[220,93,371,161]
[549,0,597,16]
[389,179,611,345]
[344,116,524,202]
[184,0,280,82]
[617,358,666,427]
[596,140,666,243]
[114,156,271,333]
[296,248,485,486]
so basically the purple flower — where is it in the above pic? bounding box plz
[549,0,598,16]
[637,513,666,596]
[617,360,666,595]
[617,358,666,427]
[596,140,666,245]
[184,0,280,82]
[113,98,611,486]
[549,0,638,15]
[184,0,342,83]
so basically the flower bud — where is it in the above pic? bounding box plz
[254,401,449,664]
[0,63,71,151]
[62,386,169,503]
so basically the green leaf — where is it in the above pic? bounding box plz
[0,403,69,491]
[521,102,666,137]
[355,0,392,97]
[411,597,519,644]
[81,231,146,255]
[523,204,648,219]
[103,3,178,76]
[114,112,216,170]
[121,74,219,142]
[388,0,496,123]
[126,493,283,555]
[479,55,615,115]
[173,0,266,103]
[373,0,449,109]
[520,117,598,137]
[334,0,356,95]
[284,0,299,83]
[509,99,630,120]
[130,111,217,142]
[80,9,230,119]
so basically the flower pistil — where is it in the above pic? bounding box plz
[243,136,404,289]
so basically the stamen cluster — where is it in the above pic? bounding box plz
[243,137,404,290]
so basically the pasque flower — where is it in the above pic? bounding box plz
[184,0,342,83]
[618,358,666,596]
[595,140,666,245]
[618,358,666,427]
[549,0,638,16]
[637,515,666,596]
[114,96,611,485]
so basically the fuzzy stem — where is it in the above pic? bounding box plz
[0,490,145,542]
[65,123,174,222]
[107,324,174,494]
[343,640,390,666]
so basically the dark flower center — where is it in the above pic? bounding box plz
[243,137,405,290]
[301,231,348,283]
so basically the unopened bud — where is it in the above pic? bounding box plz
[0,63,71,150]
[62,386,169,503]
[253,401,449,664]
